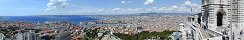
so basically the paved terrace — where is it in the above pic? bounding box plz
[186,22,223,39]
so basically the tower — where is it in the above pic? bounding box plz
[229,0,244,40]
[202,0,230,30]
[202,0,244,40]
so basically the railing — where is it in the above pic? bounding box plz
[187,21,223,40]
[205,29,222,36]
[198,28,204,40]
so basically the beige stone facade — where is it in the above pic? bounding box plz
[201,0,244,40]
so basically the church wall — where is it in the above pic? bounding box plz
[201,0,230,30]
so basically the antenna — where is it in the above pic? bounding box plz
[189,0,193,14]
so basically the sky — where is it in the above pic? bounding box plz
[0,0,201,16]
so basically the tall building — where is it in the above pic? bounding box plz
[25,30,38,40]
[16,33,25,40]
[0,33,5,40]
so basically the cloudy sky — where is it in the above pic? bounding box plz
[0,0,201,16]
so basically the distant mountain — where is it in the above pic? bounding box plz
[0,15,98,24]
[136,13,193,16]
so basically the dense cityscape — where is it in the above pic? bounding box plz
[3,0,244,40]
[0,13,190,40]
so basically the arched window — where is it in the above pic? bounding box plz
[217,12,223,26]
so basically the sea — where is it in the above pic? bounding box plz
[0,15,98,24]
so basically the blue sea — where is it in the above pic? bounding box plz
[0,15,98,24]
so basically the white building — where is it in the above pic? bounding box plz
[0,33,4,40]
[16,33,24,40]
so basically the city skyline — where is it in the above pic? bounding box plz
[0,0,201,16]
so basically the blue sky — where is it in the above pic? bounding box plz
[0,0,201,16]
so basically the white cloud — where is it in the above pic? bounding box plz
[121,1,126,4]
[144,0,154,5]
[185,1,191,5]
[172,6,178,9]
[45,0,200,15]
[182,1,201,13]
[45,0,70,11]
[121,0,133,4]
[183,1,199,8]
[160,1,201,13]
